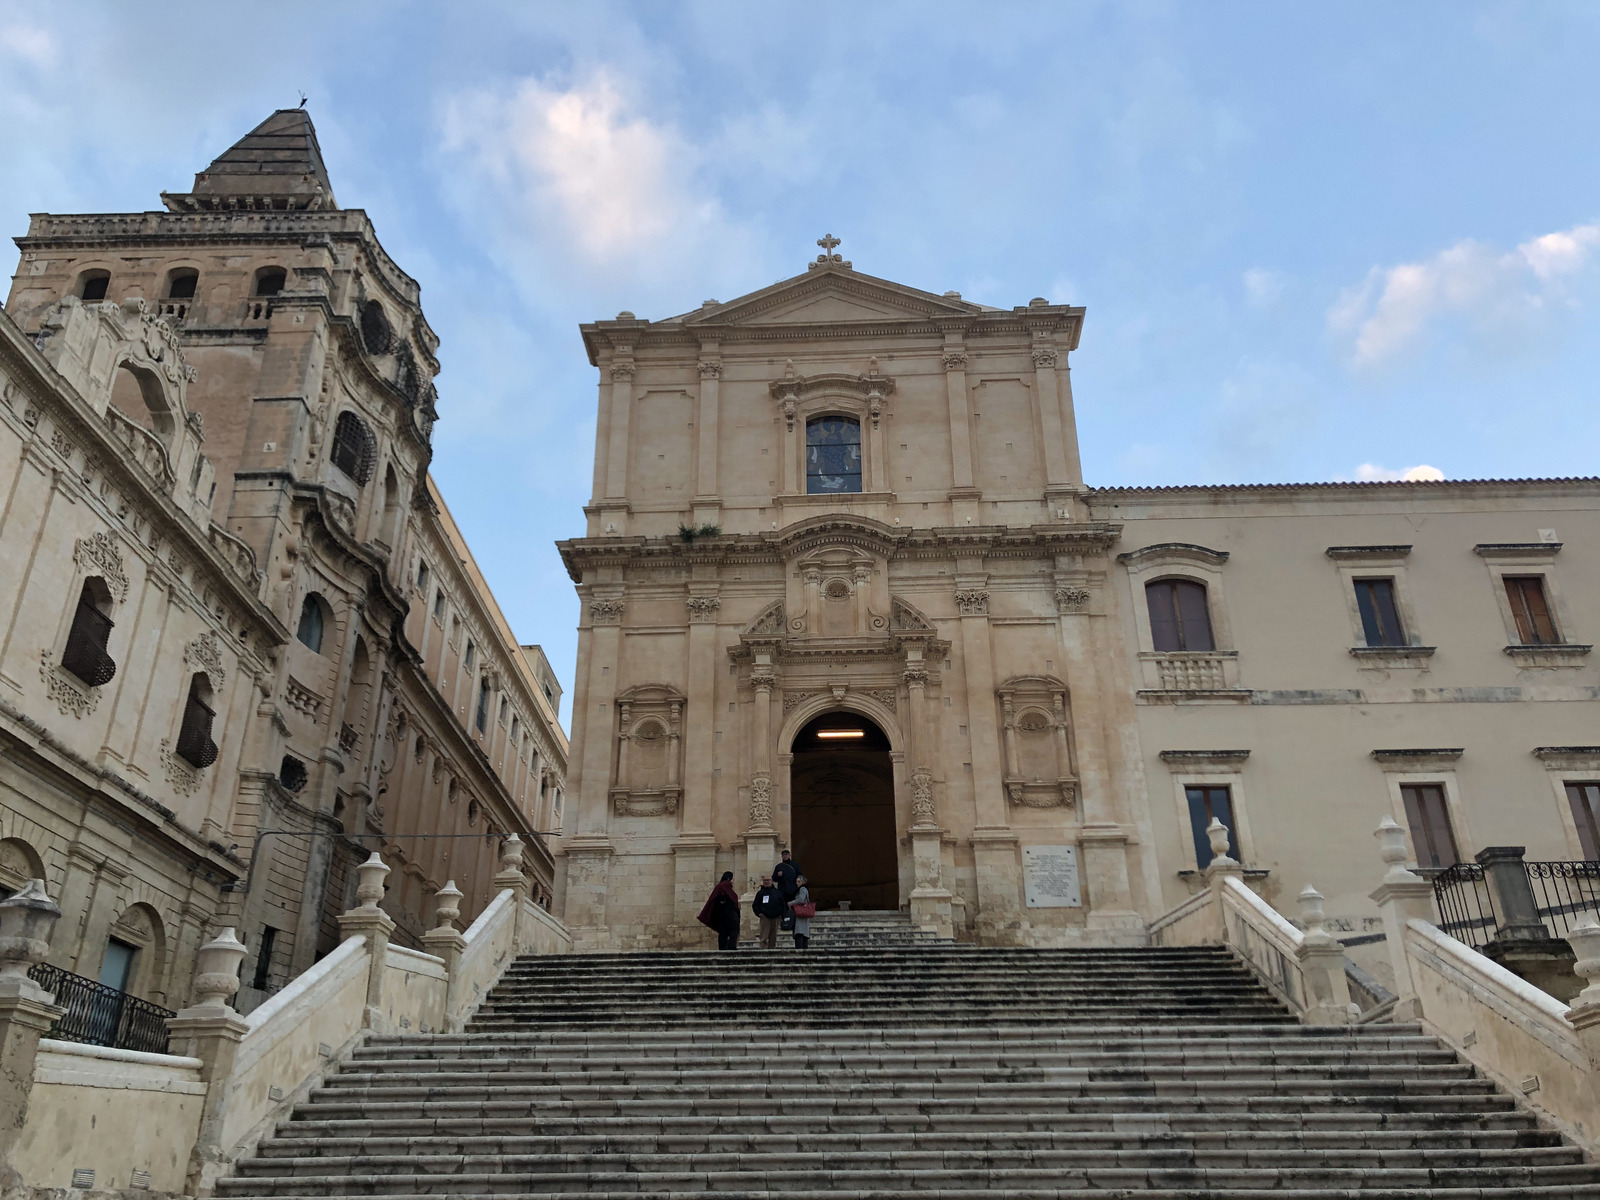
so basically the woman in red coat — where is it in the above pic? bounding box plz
[697,871,741,950]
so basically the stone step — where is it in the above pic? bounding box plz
[212,1188,1600,1200]
[215,1160,1600,1194]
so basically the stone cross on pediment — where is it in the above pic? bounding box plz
[809,232,851,271]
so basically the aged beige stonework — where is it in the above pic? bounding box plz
[0,110,566,1013]
[555,236,1599,953]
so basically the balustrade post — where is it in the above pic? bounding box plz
[1369,816,1436,1022]
[335,853,395,1031]
[1203,819,1244,944]
[492,835,531,952]
[1295,885,1354,1026]
[165,927,249,1197]
[0,880,63,1190]
[1474,846,1577,1000]
[1567,918,1600,1074]
[419,881,467,1033]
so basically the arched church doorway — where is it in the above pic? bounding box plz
[789,712,897,910]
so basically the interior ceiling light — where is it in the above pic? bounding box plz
[816,729,865,739]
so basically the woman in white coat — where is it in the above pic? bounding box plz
[791,875,813,950]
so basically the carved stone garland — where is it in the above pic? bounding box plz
[73,532,130,604]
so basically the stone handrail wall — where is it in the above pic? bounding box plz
[521,898,574,957]
[1400,915,1597,1151]
[105,404,176,487]
[11,1039,206,1193]
[448,888,516,1029]
[379,944,448,1034]
[1220,874,1309,1013]
[221,937,370,1153]
[1146,887,1215,947]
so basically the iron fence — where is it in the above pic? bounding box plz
[26,963,174,1054]
[1433,858,1600,951]
[1525,860,1600,940]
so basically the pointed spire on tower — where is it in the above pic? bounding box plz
[163,108,337,213]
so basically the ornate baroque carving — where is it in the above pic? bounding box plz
[910,769,937,827]
[184,631,226,686]
[1032,347,1059,369]
[73,532,129,604]
[590,599,626,625]
[609,363,635,382]
[782,690,815,714]
[40,650,100,718]
[686,595,721,622]
[867,688,898,711]
[160,737,202,797]
[954,589,989,616]
[941,349,968,371]
[698,361,723,380]
[1054,586,1091,613]
[748,772,774,829]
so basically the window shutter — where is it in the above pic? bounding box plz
[1401,783,1458,868]
[1356,579,1405,647]
[1567,783,1600,862]
[1174,581,1215,652]
[61,592,117,687]
[1505,576,1558,645]
[1146,582,1181,652]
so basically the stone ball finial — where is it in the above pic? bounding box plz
[192,927,247,1009]
[433,880,463,932]
[0,879,62,986]
[354,851,389,910]
[1029,297,1049,307]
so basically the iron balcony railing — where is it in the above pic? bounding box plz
[26,962,174,1055]
[1433,858,1600,951]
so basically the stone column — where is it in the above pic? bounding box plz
[603,360,635,504]
[1000,696,1020,780]
[165,927,249,1197]
[419,881,465,1033]
[1369,816,1438,1022]
[693,356,721,525]
[802,568,822,635]
[942,342,979,523]
[334,853,394,1031]
[674,593,720,944]
[745,666,778,919]
[0,881,63,1192]
[1030,343,1071,487]
[1295,885,1354,1026]
[852,564,872,634]
[957,581,1018,940]
[907,768,954,939]
[865,385,887,492]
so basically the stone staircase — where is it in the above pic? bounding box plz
[797,909,957,950]
[220,929,1600,1198]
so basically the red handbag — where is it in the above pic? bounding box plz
[791,901,816,918]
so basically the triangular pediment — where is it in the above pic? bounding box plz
[677,264,995,328]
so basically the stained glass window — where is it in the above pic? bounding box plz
[805,416,862,494]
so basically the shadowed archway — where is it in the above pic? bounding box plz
[789,711,897,911]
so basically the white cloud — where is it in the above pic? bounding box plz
[1242,267,1284,308]
[1330,221,1600,368]
[1353,463,1446,482]
[0,25,56,68]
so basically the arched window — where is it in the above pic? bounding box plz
[296,593,328,652]
[1145,579,1215,652]
[175,674,219,769]
[329,411,376,485]
[254,268,287,297]
[77,270,110,302]
[806,415,862,494]
[166,269,198,299]
[359,300,392,355]
[62,578,117,686]
[278,755,308,792]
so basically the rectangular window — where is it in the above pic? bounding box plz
[1401,782,1460,868]
[499,697,509,724]
[98,938,136,992]
[252,926,279,991]
[1568,781,1600,862]
[1185,785,1236,869]
[464,642,475,669]
[1504,576,1559,645]
[417,562,430,591]
[475,677,490,734]
[1354,578,1406,647]
[433,590,445,620]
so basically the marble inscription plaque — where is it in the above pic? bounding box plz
[1023,844,1081,908]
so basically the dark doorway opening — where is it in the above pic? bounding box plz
[789,711,898,911]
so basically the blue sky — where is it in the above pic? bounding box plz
[3,2,1597,728]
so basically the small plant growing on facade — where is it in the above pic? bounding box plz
[677,523,721,543]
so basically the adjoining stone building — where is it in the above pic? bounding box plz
[554,238,1599,953]
[0,109,565,1014]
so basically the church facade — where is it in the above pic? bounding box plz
[555,240,1600,952]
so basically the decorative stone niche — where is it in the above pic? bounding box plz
[997,675,1078,809]
[611,684,684,817]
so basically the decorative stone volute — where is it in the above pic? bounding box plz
[0,880,60,995]
[353,852,389,910]
[432,880,463,932]
[191,927,247,1009]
